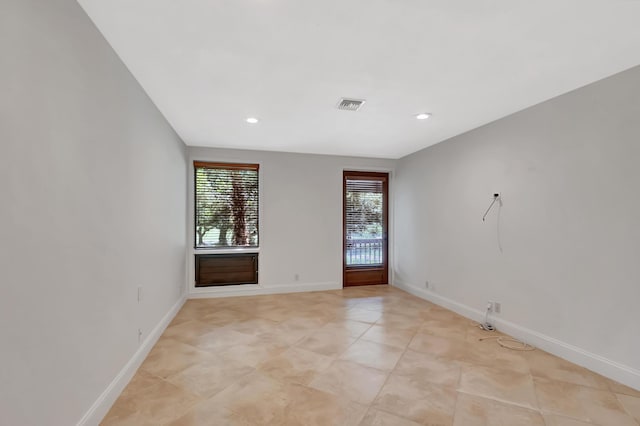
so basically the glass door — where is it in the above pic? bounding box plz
[343,171,388,286]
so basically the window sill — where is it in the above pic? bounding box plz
[193,247,260,255]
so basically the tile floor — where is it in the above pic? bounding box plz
[102,286,640,426]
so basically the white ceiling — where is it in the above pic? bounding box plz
[78,0,640,159]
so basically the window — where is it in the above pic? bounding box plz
[345,177,384,265]
[194,162,259,248]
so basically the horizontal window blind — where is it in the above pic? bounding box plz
[345,177,384,265]
[194,162,259,248]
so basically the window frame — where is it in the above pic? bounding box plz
[193,161,260,250]
[342,170,389,286]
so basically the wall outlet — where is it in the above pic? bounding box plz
[487,301,494,313]
[294,273,300,281]
[425,280,429,289]
[138,328,143,343]
[137,286,143,303]
[494,302,501,314]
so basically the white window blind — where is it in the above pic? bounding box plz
[194,162,259,248]
[345,178,384,265]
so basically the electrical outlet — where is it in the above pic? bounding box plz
[294,273,299,281]
[425,280,429,289]
[137,286,143,303]
[494,302,501,314]
[487,301,494,313]
[138,328,143,343]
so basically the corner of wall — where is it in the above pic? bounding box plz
[76,296,186,426]
[393,281,640,391]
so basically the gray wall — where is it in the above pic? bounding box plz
[0,1,187,425]
[394,65,640,386]
[187,147,396,294]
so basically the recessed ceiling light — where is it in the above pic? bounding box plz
[416,113,431,120]
[246,117,259,124]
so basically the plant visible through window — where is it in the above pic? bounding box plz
[194,163,259,248]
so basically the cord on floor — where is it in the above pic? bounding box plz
[473,322,535,351]
[479,335,535,351]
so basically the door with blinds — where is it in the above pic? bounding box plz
[343,171,389,286]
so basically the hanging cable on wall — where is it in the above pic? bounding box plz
[482,193,501,221]
[476,192,531,350]
[482,193,503,253]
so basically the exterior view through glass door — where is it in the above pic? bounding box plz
[343,171,389,286]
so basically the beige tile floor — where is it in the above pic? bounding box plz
[102,286,640,426]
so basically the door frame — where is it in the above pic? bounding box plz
[343,170,389,287]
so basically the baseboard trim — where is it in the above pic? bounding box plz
[393,281,640,391]
[189,281,341,299]
[76,295,186,426]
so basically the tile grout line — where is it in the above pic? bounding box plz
[364,314,424,424]
[528,369,549,422]
[613,392,640,426]
[106,286,638,425]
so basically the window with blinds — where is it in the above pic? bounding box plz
[194,162,259,248]
[345,176,385,266]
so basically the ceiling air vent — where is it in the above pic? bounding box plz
[337,98,365,111]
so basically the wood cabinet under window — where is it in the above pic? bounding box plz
[195,253,258,287]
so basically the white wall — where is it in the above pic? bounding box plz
[188,147,395,296]
[394,65,640,388]
[0,1,187,425]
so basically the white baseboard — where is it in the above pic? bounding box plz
[393,281,640,392]
[76,295,186,426]
[188,281,341,299]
